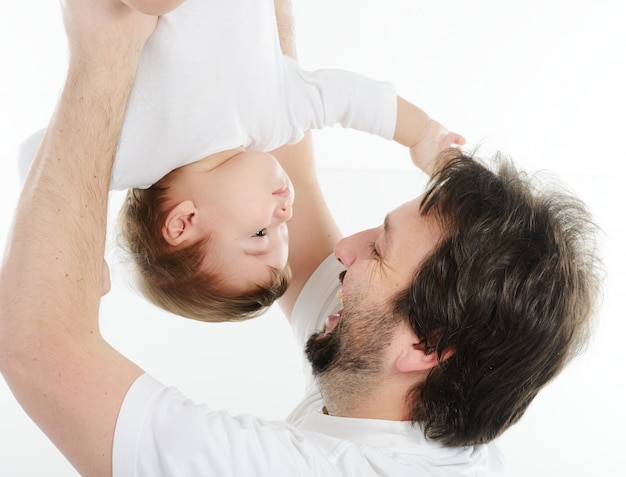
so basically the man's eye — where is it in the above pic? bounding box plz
[369,243,380,257]
[254,229,268,238]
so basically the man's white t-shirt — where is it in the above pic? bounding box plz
[112,255,505,476]
[18,0,397,190]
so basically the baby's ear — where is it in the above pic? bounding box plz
[162,200,199,247]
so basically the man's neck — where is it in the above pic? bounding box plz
[322,378,412,421]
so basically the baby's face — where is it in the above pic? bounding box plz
[197,151,294,290]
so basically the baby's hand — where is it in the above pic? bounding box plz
[409,120,465,175]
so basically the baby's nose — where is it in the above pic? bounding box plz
[275,202,293,221]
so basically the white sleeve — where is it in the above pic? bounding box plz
[113,374,339,477]
[282,57,398,141]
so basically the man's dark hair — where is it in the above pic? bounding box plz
[394,149,601,446]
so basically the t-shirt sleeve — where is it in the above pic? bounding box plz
[113,374,335,477]
[281,57,398,141]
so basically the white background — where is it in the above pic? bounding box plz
[1,0,625,475]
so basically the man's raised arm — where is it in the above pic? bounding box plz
[0,2,155,475]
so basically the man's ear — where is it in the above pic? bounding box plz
[162,200,199,247]
[395,339,454,373]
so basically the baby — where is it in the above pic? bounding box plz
[19,0,463,322]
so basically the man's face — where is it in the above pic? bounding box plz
[305,195,442,414]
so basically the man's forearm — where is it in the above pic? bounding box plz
[0,7,152,473]
[1,56,138,343]
[1,3,153,340]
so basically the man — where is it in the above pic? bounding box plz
[0,1,600,477]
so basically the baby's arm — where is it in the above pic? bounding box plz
[121,0,185,15]
[393,96,465,175]
[286,65,463,175]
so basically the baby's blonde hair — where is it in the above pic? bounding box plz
[117,182,291,322]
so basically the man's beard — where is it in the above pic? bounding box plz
[304,303,397,415]
[305,324,343,374]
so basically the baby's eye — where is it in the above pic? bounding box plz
[253,229,268,238]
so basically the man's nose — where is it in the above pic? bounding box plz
[334,227,381,268]
[334,234,357,268]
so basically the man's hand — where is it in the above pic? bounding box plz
[409,119,465,174]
